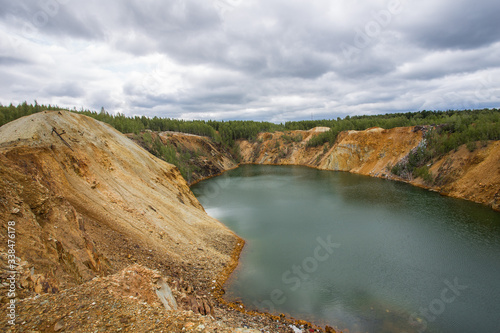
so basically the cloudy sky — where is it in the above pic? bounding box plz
[1,0,499,122]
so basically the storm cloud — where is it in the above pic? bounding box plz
[0,0,499,121]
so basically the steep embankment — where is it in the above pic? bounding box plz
[128,131,238,185]
[0,111,235,289]
[423,142,500,210]
[237,126,500,211]
[142,125,499,210]
[239,127,331,166]
[0,111,311,332]
[238,126,423,178]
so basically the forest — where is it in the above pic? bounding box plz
[1,101,499,182]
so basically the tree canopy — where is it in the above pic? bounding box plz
[1,101,499,156]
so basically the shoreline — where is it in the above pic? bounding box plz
[210,223,329,332]
[200,181,332,331]
[190,162,500,213]
[189,157,499,331]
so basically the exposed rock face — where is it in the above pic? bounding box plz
[237,126,423,175]
[139,125,499,210]
[318,127,422,176]
[237,126,500,211]
[0,111,328,332]
[423,141,500,211]
[238,128,328,166]
[160,132,238,181]
[129,131,239,185]
[0,111,238,292]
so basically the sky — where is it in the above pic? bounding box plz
[1,0,499,122]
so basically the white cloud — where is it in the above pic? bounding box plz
[0,0,499,121]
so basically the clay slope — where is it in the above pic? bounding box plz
[128,131,238,185]
[237,126,500,211]
[423,142,500,211]
[238,126,423,177]
[238,127,331,166]
[159,132,238,185]
[0,111,272,332]
[318,127,423,177]
[0,111,238,288]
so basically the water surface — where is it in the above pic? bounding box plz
[192,165,500,333]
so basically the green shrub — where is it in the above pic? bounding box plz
[306,129,338,147]
[466,141,477,152]
[281,134,303,144]
[142,132,153,144]
[414,166,433,183]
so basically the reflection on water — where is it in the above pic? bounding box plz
[192,165,500,333]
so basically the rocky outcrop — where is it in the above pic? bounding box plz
[139,125,499,211]
[422,141,500,211]
[0,111,238,292]
[238,128,327,166]
[236,126,500,211]
[128,130,238,185]
[1,112,318,332]
[237,126,423,175]
[155,131,237,185]
[318,127,423,176]
[5,264,280,332]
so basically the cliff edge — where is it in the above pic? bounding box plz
[136,125,499,211]
[237,126,500,211]
[0,111,310,332]
[0,111,235,290]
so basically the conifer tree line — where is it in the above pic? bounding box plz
[1,101,499,158]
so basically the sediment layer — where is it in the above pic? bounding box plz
[0,111,312,332]
[1,112,498,332]
[148,125,499,211]
[237,126,500,211]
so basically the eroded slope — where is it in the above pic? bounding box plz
[0,111,237,290]
[1,112,317,332]
[238,126,423,177]
[237,126,499,210]
[128,131,238,185]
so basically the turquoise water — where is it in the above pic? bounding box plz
[191,165,500,333]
